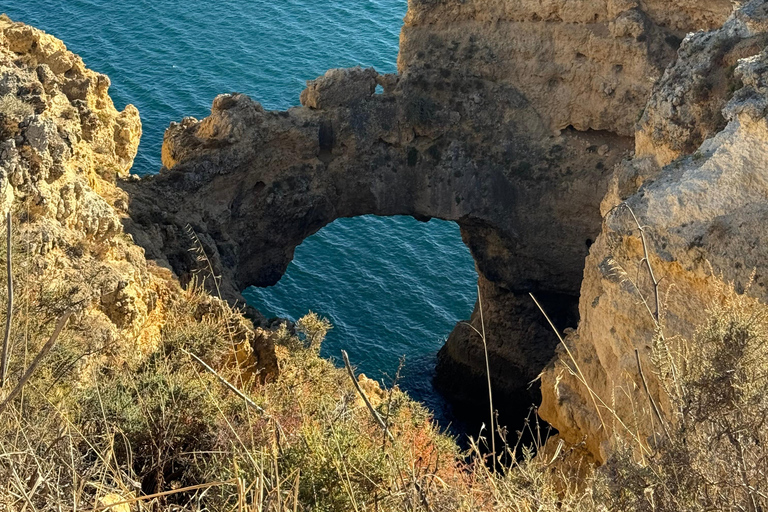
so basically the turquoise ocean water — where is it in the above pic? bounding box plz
[5,0,477,421]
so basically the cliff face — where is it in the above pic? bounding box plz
[401,0,676,137]
[0,15,159,358]
[636,8,768,167]
[123,0,735,410]
[540,2,768,462]
[6,0,763,467]
[0,16,276,380]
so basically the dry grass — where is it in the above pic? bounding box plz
[598,286,768,511]
[0,206,767,512]
[0,214,466,511]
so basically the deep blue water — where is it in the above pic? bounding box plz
[6,0,477,418]
[244,216,476,417]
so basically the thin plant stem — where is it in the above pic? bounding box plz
[478,284,496,467]
[0,311,71,416]
[460,284,496,467]
[382,357,404,450]
[616,203,683,404]
[530,293,655,457]
[182,348,267,415]
[1,211,13,388]
[635,349,670,440]
[529,293,606,431]
[85,479,238,511]
[341,349,394,442]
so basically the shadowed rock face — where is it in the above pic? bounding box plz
[123,0,732,415]
[123,77,630,407]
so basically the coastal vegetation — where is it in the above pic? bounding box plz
[4,0,768,509]
[1,210,767,511]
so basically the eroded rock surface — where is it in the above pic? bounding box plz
[0,15,156,355]
[123,0,734,412]
[540,1,768,463]
[636,6,768,168]
[0,16,276,380]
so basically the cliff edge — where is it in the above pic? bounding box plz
[6,0,768,469]
[0,15,276,382]
[541,1,768,462]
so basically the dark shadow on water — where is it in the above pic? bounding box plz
[396,351,472,437]
[394,350,553,464]
[436,380,555,467]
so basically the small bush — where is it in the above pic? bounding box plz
[0,93,34,119]
[295,311,331,352]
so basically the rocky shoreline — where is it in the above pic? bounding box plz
[5,0,768,467]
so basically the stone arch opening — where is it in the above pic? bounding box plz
[116,0,743,459]
[224,208,583,442]
[243,214,477,426]
[124,66,633,442]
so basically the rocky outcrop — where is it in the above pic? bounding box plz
[0,16,275,379]
[400,0,679,137]
[128,83,625,404]
[0,14,157,356]
[540,1,768,463]
[636,5,768,168]
[3,0,763,467]
[123,0,737,415]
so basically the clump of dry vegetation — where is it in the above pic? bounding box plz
[1,207,768,512]
[0,213,467,511]
[599,286,768,511]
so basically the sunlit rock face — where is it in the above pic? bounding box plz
[0,16,277,384]
[0,14,154,352]
[541,1,768,463]
[10,0,767,467]
[123,0,739,438]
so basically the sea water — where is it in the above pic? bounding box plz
[6,0,477,424]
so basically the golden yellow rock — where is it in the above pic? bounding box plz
[540,3,768,462]
[357,373,386,407]
[0,16,166,371]
[98,493,132,512]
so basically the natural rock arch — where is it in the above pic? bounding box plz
[123,0,733,412]
[2,0,760,468]
[123,67,630,407]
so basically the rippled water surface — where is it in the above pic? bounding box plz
[244,216,476,418]
[6,0,477,420]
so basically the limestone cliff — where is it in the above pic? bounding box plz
[123,0,736,412]
[0,16,275,380]
[0,15,157,356]
[636,5,768,168]
[540,1,768,463]
[6,0,764,469]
